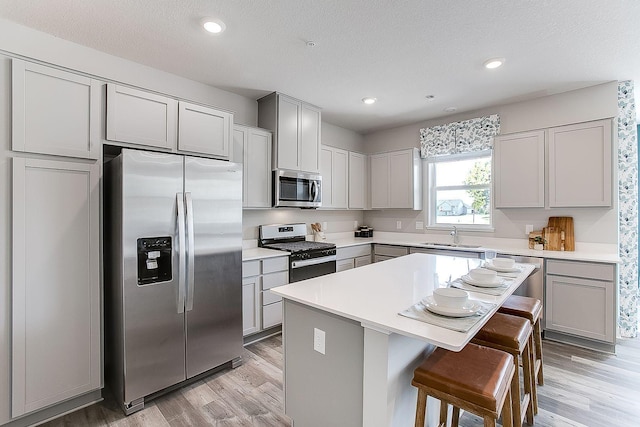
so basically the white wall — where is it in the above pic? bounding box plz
[322,122,365,152]
[0,18,258,126]
[363,82,620,244]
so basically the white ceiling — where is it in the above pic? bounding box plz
[1,0,639,134]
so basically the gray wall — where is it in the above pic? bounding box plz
[362,82,620,244]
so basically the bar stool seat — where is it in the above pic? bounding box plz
[499,295,544,387]
[412,343,515,427]
[472,312,535,427]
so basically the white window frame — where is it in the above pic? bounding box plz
[426,149,494,231]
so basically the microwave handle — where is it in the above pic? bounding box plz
[311,180,319,202]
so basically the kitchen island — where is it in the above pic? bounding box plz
[270,253,536,427]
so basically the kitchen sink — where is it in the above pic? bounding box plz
[423,242,482,249]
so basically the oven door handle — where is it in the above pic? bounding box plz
[291,255,336,269]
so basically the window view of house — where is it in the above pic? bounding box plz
[429,153,491,227]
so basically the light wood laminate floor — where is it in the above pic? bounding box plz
[40,335,640,427]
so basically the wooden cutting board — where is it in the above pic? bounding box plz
[544,226,562,251]
[547,216,575,251]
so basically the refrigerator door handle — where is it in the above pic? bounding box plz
[176,193,186,314]
[185,192,195,311]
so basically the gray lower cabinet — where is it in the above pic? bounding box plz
[336,245,372,271]
[545,259,616,347]
[373,244,409,262]
[242,256,289,336]
[11,157,101,417]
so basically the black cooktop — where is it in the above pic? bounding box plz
[263,241,336,253]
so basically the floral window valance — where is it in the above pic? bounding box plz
[419,114,500,158]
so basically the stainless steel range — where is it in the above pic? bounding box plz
[259,223,336,282]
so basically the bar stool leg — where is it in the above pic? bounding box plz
[439,401,448,426]
[415,388,427,427]
[534,319,544,386]
[502,386,514,427]
[529,334,538,415]
[522,341,535,425]
[511,353,523,427]
[451,407,460,427]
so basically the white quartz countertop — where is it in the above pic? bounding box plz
[328,232,620,264]
[242,247,290,261]
[271,253,536,351]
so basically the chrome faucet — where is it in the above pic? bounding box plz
[450,226,459,245]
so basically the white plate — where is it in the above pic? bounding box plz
[483,262,520,273]
[422,296,482,318]
[461,275,507,288]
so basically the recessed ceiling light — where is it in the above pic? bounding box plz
[203,19,226,34]
[425,95,436,100]
[362,97,377,105]
[306,41,317,47]
[483,57,505,69]
[444,106,457,113]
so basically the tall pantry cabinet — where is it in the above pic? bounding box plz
[1,58,102,424]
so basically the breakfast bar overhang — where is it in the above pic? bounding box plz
[270,253,536,427]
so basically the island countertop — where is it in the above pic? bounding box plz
[271,253,535,351]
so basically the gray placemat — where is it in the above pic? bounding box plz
[399,300,496,332]
[450,278,512,296]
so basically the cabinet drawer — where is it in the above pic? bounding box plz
[337,244,371,260]
[242,260,261,278]
[374,245,408,257]
[263,301,283,329]
[263,256,289,274]
[262,271,288,290]
[374,255,394,263]
[546,260,615,281]
[262,289,282,305]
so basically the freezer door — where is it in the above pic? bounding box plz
[184,156,243,378]
[121,149,186,402]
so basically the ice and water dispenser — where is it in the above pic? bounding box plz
[137,237,172,285]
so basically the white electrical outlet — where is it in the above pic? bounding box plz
[322,222,328,231]
[354,220,358,229]
[313,328,326,354]
[396,221,402,230]
[416,221,424,230]
[525,224,534,234]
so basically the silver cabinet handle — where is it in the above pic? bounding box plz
[185,192,195,312]
[176,193,186,314]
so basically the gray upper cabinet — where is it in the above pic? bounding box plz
[233,124,272,208]
[348,152,367,209]
[494,130,545,208]
[320,145,348,209]
[258,92,321,174]
[11,157,101,417]
[548,119,612,207]
[12,60,101,159]
[106,84,177,150]
[370,148,422,210]
[178,101,233,159]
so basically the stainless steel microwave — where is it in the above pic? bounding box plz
[273,169,322,208]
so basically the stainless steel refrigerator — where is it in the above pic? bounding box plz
[105,148,243,415]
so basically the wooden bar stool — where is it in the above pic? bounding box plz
[412,343,515,427]
[472,312,535,427]
[499,295,544,387]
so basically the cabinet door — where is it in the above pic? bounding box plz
[494,131,545,208]
[276,94,301,170]
[548,120,612,207]
[349,152,366,209]
[332,148,349,209]
[354,255,372,268]
[242,276,261,336]
[320,147,333,208]
[545,274,615,343]
[12,157,101,416]
[263,301,283,329]
[389,150,412,208]
[12,60,100,159]
[370,153,389,208]
[106,84,177,149]
[337,258,355,272]
[245,128,272,208]
[300,103,321,173]
[178,101,232,158]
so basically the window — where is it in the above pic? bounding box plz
[427,150,492,229]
